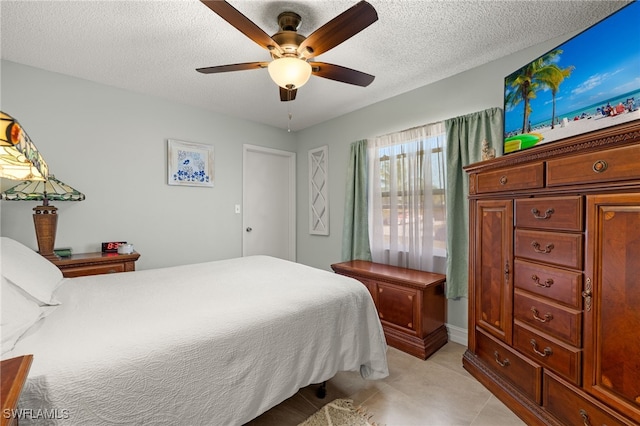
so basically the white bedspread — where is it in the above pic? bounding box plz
[7,256,388,425]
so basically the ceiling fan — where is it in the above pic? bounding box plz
[196,0,378,102]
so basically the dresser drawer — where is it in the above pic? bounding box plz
[547,144,640,187]
[514,260,583,309]
[476,162,544,193]
[515,229,583,270]
[544,371,634,426]
[61,263,126,277]
[52,252,140,278]
[514,290,581,346]
[476,328,542,403]
[514,322,581,386]
[515,196,583,231]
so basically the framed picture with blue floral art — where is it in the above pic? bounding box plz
[167,139,214,187]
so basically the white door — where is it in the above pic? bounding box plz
[242,145,296,261]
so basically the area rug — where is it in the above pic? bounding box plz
[298,398,381,426]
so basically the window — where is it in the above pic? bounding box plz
[368,122,446,271]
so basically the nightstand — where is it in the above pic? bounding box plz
[50,251,141,278]
[1,355,33,426]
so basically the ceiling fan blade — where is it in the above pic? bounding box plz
[196,62,269,74]
[298,1,377,58]
[200,1,280,52]
[310,62,375,87]
[280,87,297,102]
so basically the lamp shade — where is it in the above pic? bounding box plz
[0,175,85,202]
[267,57,312,89]
[0,111,49,181]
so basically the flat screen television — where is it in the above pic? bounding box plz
[503,1,640,154]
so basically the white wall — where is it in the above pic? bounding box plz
[0,61,296,270]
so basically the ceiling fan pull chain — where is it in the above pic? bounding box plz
[287,103,293,132]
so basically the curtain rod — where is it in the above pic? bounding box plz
[374,107,501,140]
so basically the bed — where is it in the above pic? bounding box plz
[0,237,388,425]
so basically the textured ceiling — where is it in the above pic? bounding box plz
[1,0,631,131]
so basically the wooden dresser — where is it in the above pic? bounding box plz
[463,120,640,425]
[50,251,140,278]
[331,260,447,359]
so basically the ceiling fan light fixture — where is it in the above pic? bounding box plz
[268,57,312,90]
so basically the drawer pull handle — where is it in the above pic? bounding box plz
[531,208,554,220]
[531,307,553,323]
[531,274,554,288]
[579,409,592,426]
[530,339,553,357]
[531,241,554,254]
[592,160,608,173]
[582,278,593,312]
[493,351,510,367]
[499,175,508,185]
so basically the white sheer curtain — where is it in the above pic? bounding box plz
[367,122,446,271]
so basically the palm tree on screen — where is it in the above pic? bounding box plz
[505,49,572,134]
[543,63,574,129]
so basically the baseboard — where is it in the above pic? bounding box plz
[446,323,468,347]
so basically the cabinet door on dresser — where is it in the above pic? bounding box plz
[376,282,419,333]
[583,193,640,424]
[473,199,514,344]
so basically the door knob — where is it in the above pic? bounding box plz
[246,227,252,232]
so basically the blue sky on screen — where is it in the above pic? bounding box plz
[504,1,640,133]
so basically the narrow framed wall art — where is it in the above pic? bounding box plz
[309,145,329,235]
[167,139,214,187]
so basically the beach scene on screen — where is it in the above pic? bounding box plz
[503,1,640,154]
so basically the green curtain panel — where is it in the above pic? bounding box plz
[341,139,372,262]
[444,107,503,299]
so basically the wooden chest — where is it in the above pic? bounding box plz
[331,260,447,359]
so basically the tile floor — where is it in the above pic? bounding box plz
[246,342,527,426]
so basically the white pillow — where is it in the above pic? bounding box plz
[1,237,63,305]
[1,276,44,354]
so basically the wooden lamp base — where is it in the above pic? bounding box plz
[33,204,58,260]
